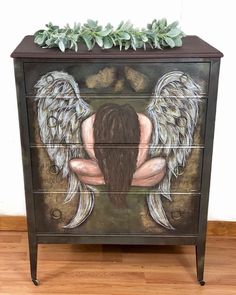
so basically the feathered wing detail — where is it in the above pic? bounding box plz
[34,71,95,228]
[148,191,174,229]
[63,183,96,228]
[145,71,201,229]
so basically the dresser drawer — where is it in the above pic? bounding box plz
[34,192,200,235]
[30,146,203,193]
[24,61,210,96]
[27,97,206,145]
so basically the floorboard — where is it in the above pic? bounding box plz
[0,232,235,294]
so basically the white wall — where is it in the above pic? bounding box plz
[0,0,235,220]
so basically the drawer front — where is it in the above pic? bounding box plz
[27,97,206,146]
[30,146,203,193]
[34,192,200,235]
[24,61,210,96]
[25,61,208,146]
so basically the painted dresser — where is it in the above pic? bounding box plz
[11,36,223,285]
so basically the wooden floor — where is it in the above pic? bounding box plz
[0,232,235,295]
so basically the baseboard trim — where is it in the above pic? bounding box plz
[0,216,235,236]
[207,221,236,236]
[0,216,27,231]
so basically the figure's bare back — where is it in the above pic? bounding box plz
[70,112,166,187]
[81,112,153,167]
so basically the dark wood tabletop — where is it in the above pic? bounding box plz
[11,35,223,59]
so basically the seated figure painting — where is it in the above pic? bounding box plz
[70,103,166,207]
[34,69,201,229]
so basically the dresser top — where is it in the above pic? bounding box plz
[11,35,223,59]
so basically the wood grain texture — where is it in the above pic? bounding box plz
[207,221,236,236]
[0,216,27,231]
[1,216,236,236]
[10,36,223,59]
[0,231,235,294]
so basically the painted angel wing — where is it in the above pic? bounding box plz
[34,71,95,228]
[145,71,201,229]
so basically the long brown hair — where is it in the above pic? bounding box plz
[94,103,140,207]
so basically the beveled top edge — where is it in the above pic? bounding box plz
[11,35,223,59]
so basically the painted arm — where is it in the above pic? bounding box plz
[81,114,96,160]
[136,113,152,168]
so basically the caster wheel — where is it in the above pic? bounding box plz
[32,279,40,286]
[199,280,205,286]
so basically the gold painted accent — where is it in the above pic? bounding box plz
[86,67,116,89]
[124,66,149,92]
[114,79,125,92]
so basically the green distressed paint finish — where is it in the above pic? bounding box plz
[35,192,199,235]
[29,62,208,233]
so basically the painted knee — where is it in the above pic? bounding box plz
[69,159,84,174]
[152,157,166,173]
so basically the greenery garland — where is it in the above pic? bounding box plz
[34,19,185,52]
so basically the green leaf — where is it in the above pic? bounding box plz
[46,23,59,31]
[167,21,179,29]
[158,18,167,29]
[95,36,103,47]
[98,28,112,36]
[117,21,124,30]
[154,38,161,49]
[166,28,181,38]
[58,40,65,52]
[96,25,102,32]
[103,36,113,49]
[73,22,81,32]
[109,35,116,46]
[118,32,130,40]
[131,35,138,50]
[125,40,131,50]
[122,21,133,31]
[164,36,175,48]
[141,34,148,42]
[72,33,79,41]
[34,29,44,36]
[174,37,182,47]
[74,43,78,51]
[151,19,157,30]
[34,34,46,46]
[160,39,167,47]
[45,38,54,46]
[106,23,113,30]
[86,19,97,28]
[118,39,123,50]
[82,35,93,50]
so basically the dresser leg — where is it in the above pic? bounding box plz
[195,243,206,286]
[29,240,40,286]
